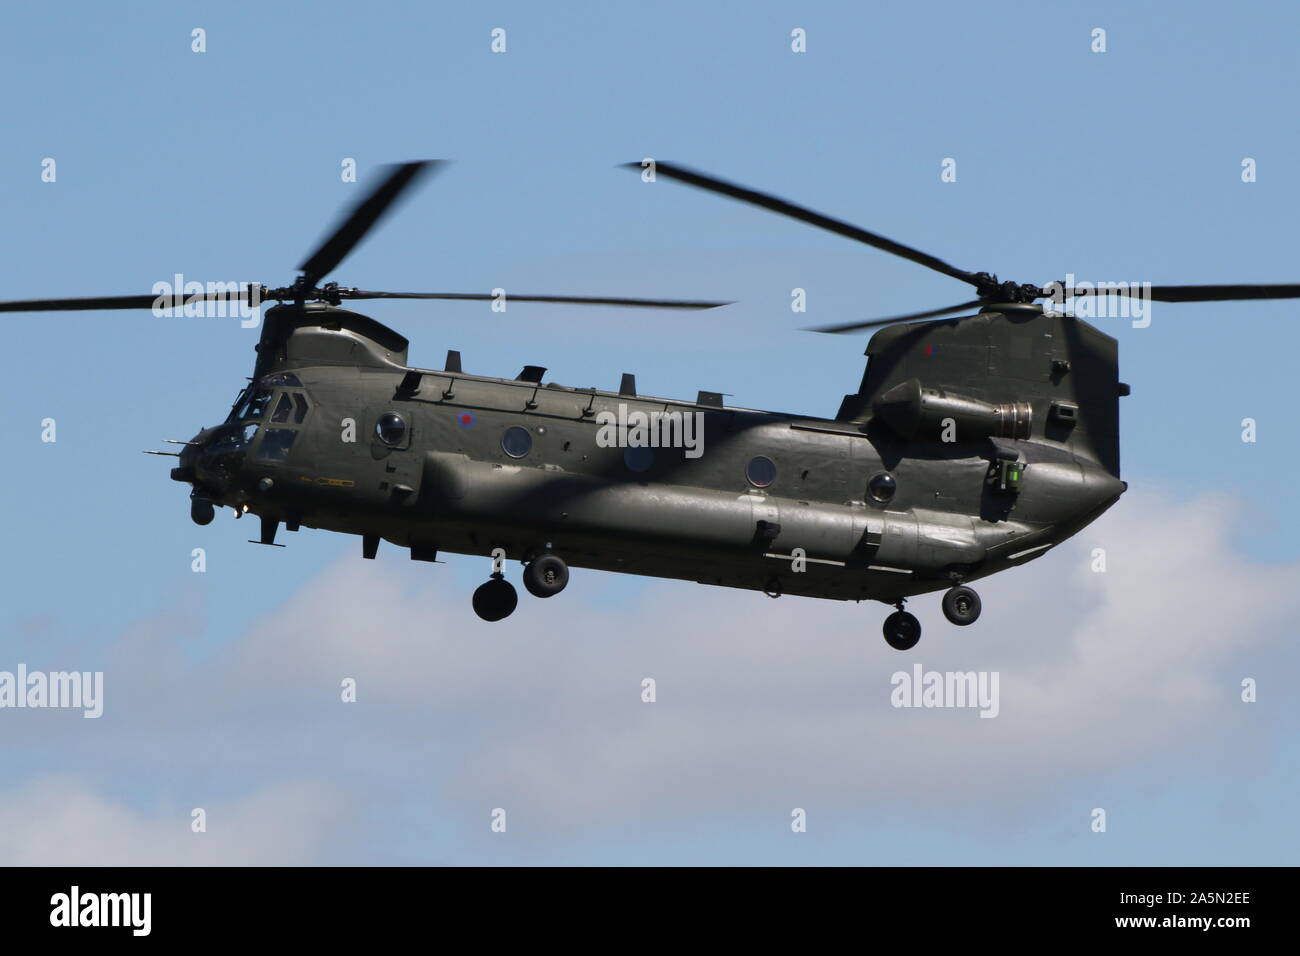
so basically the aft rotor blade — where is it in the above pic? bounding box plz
[626,161,981,288]
[0,288,258,312]
[1065,283,1300,303]
[338,290,731,309]
[298,161,444,287]
[806,299,985,334]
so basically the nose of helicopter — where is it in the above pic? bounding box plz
[169,427,211,484]
[167,429,203,486]
[172,423,256,500]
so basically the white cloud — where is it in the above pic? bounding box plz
[0,776,348,866]
[217,489,1300,826]
[5,488,1293,856]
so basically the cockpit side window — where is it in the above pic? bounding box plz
[225,386,250,423]
[251,390,311,462]
[222,381,311,461]
[254,428,298,462]
[208,422,260,454]
[246,389,273,419]
[271,392,294,423]
[228,378,311,424]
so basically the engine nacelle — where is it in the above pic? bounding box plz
[873,378,1031,441]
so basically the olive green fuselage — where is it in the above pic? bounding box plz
[177,303,1125,605]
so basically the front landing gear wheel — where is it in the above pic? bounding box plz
[883,610,921,651]
[941,585,981,626]
[472,573,518,622]
[523,553,569,598]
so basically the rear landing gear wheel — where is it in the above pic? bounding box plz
[941,585,981,626]
[472,573,518,622]
[883,610,921,651]
[522,553,569,598]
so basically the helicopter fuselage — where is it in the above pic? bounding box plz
[174,304,1125,608]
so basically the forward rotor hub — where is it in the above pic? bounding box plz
[259,279,352,306]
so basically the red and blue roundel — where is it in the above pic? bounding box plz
[456,410,475,428]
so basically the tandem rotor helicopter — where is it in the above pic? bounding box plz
[6,161,1297,649]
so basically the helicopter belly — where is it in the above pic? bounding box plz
[373,453,1032,603]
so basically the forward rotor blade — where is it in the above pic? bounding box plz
[1065,283,1300,303]
[0,289,257,313]
[806,299,985,334]
[626,161,981,287]
[338,290,730,309]
[298,161,444,286]
[0,286,729,313]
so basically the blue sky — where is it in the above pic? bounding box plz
[0,0,1297,865]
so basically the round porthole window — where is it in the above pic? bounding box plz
[375,412,407,445]
[868,472,897,503]
[624,446,654,473]
[501,425,533,458]
[745,455,777,488]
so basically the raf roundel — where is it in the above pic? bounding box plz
[456,410,475,428]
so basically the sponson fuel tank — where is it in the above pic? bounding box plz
[420,451,994,573]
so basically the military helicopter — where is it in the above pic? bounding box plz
[5,161,1298,649]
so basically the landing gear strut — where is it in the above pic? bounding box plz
[941,585,981,626]
[522,553,569,598]
[883,602,921,651]
[472,573,518,622]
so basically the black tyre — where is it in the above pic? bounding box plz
[472,576,518,621]
[941,586,981,626]
[883,610,921,651]
[523,554,569,598]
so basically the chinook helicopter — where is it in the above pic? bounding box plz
[6,161,1298,649]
